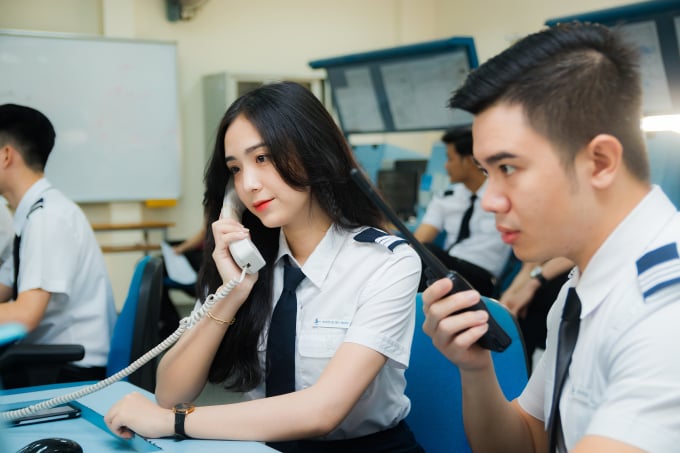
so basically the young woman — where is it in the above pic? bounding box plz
[105,82,424,452]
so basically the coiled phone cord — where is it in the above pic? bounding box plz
[0,267,248,422]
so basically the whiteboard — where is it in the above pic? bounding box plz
[0,31,181,202]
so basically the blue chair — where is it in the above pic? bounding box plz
[106,255,164,392]
[493,251,522,298]
[405,294,529,453]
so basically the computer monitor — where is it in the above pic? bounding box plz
[377,168,420,221]
[394,159,428,178]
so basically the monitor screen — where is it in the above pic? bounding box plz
[377,169,420,221]
[309,36,477,134]
[545,1,680,116]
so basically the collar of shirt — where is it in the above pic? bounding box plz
[575,185,677,318]
[13,178,51,235]
[451,180,486,205]
[275,224,345,289]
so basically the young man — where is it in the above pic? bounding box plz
[0,104,116,385]
[0,202,13,270]
[414,126,511,296]
[422,22,680,452]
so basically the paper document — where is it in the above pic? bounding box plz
[160,241,197,285]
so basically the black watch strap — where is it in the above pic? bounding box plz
[174,411,188,439]
[173,403,194,440]
[530,265,548,287]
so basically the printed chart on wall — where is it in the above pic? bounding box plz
[0,30,181,202]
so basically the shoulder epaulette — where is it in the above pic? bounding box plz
[27,198,44,217]
[636,242,680,302]
[354,227,408,252]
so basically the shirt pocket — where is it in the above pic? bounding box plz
[562,382,596,447]
[298,328,346,358]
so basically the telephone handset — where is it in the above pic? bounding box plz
[0,183,267,424]
[350,168,511,352]
[222,179,266,274]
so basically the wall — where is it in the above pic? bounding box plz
[0,0,634,305]
[432,0,628,62]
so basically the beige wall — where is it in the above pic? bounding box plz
[0,0,633,306]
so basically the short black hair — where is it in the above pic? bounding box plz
[441,125,473,156]
[449,21,648,181]
[0,104,55,172]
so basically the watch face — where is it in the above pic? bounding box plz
[174,402,195,414]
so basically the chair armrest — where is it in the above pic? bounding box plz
[0,344,85,368]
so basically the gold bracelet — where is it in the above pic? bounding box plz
[207,311,236,325]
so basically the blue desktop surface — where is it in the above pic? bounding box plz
[0,381,275,452]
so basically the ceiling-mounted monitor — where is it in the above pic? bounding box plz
[546,1,680,116]
[309,37,478,134]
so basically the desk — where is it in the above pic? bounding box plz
[0,381,275,452]
[92,222,175,254]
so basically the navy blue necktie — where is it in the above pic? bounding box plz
[450,193,477,250]
[12,234,20,300]
[266,257,305,397]
[547,288,581,452]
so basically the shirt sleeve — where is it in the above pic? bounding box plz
[0,258,12,288]
[20,208,80,295]
[585,300,680,451]
[420,196,446,231]
[343,244,421,368]
[518,349,548,422]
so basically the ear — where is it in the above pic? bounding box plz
[0,145,12,169]
[583,134,622,190]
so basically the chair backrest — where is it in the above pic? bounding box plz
[405,294,529,453]
[494,251,523,298]
[106,255,164,392]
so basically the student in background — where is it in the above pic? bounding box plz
[105,82,424,452]
[0,104,116,385]
[422,22,680,452]
[170,223,205,274]
[414,126,511,296]
[499,257,573,369]
[0,202,13,270]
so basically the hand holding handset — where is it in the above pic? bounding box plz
[1,181,267,425]
[222,179,266,274]
[350,168,511,352]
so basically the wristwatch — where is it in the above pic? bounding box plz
[530,265,548,286]
[173,402,195,440]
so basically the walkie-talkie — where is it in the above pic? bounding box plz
[350,168,511,352]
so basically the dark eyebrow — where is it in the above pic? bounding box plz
[481,151,517,167]
[225,142,267,164]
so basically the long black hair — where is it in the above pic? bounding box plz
[198,81,385,391]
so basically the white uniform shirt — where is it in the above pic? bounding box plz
[245,225,422,440]
[0,202,13,270]
[420,181,511,277]
[518,186,680,452]
[0,179,116,367]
